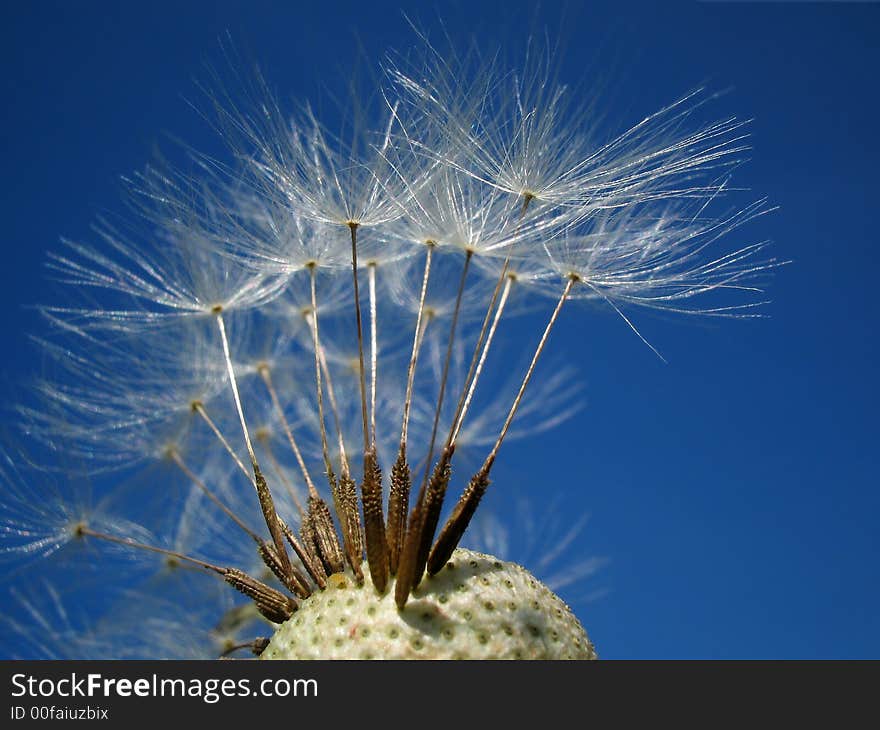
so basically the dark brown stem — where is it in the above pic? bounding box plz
[361,448,390,592]
[395,445,454,607]
[429,276,574,571]
[77,526,296,624]
[296,514,328,588]
[308,492,345,575]
[386,445,411,575]
[281,519,326,590]
[336,473,364,583]
[428,460,492,574]
[394,251,473,607]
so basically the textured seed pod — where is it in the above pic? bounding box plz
[262,548,596,660]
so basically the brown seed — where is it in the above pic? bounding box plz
[361,449,389,593]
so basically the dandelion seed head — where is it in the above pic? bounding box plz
[1,25,781,660]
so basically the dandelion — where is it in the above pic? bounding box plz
[0,30,781,661]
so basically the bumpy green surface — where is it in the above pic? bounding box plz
[262,548,596,660]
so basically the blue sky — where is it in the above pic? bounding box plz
[1,1,878,659]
